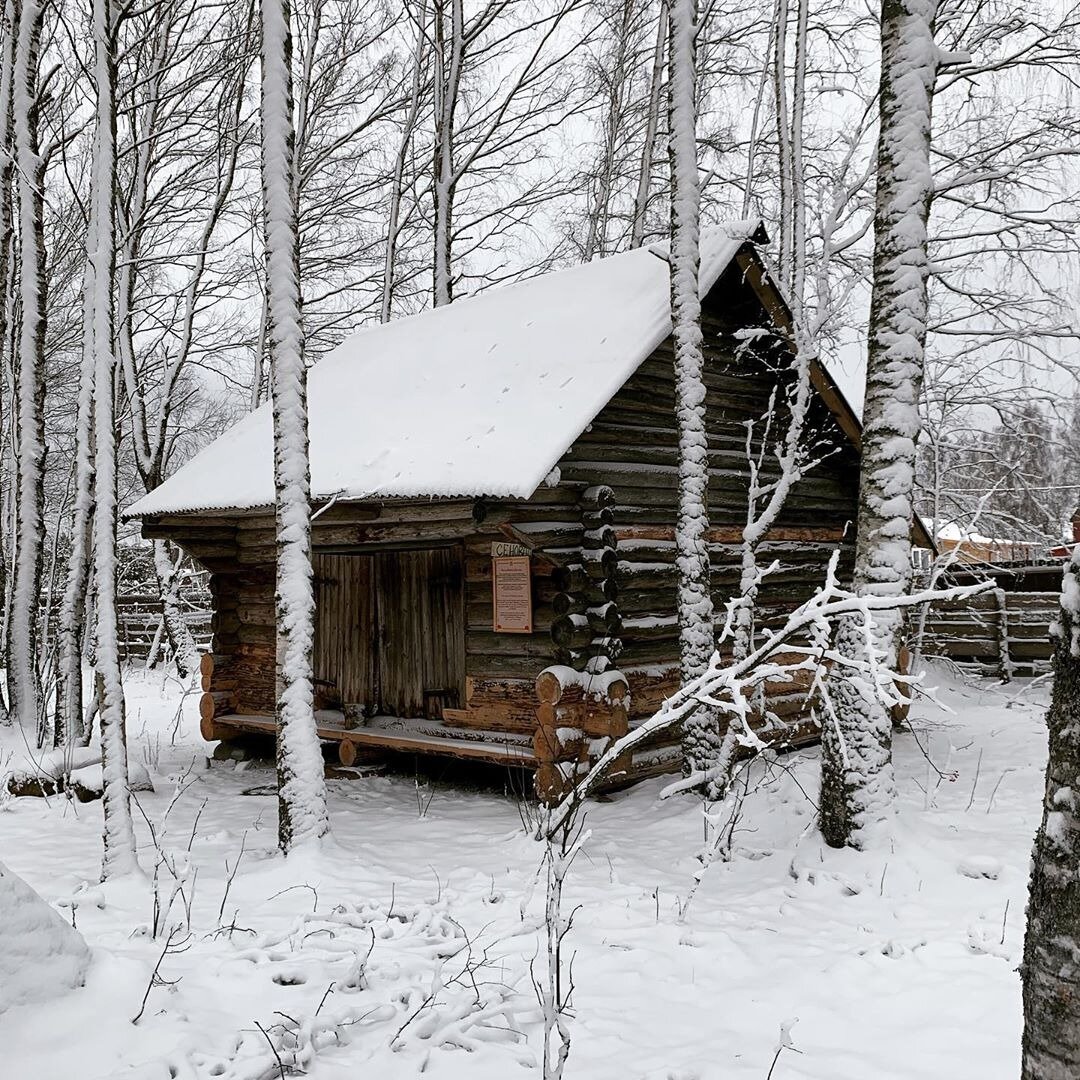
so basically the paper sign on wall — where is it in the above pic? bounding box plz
[492,555,533,634]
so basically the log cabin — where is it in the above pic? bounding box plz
[125,220,921,800]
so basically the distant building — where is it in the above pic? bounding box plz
[919,515,1069,594]
[1047,510,1080,560]
[935,529,1044,567]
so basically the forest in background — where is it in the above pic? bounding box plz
[4,0,1080,1075]
[2,0,1079,573]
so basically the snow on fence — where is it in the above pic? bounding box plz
[116,593,212,662]
[919,589,1058,679]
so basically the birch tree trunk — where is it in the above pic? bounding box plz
[740,16,776,219]
[0,0,16,728]
[1021,551,1080,1079]
[818,0,939,849]
[9,0,46,735]
[701,340,814,800]
[733,351,813,665]
[432,0,463,307]
[54,244,96,748]
[790,0,809,305]
[90,0,138,880]
[631,1,667,250]
[584,0,634,261]
[251,295,269,408]
[151,540,198,677]
[381,0,427,323]
[260,0,330,852]
[668,0,717,778]
[773,0,793,284]
[57,110,104,746]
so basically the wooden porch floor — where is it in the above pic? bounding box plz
[213,710,538,769]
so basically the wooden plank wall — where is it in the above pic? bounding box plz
[376,547,466,716]
[919,590,1057,678]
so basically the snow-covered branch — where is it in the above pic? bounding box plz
[545,558,992,834]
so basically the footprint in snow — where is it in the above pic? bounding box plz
[870,938,927,959]
[271,969,308,986]
[966,925,1013,959]
[958,854,1003,880]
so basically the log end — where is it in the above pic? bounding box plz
[338,739,358,767]
[200,714,230,743]
[534,762,565,805]
[199,690,235,724]
[536,668,565,705]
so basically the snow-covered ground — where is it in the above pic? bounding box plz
[0,666,1047,1079]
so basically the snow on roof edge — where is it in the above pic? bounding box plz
[124,221,764,520]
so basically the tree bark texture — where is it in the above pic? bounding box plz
[432,0,463,307]
[1022,554,1080,1080]
[819,0,938,848]
[90,0,139,879]
[667,0,719,777]
[152,539,198,678]
[0,0,17,727]
[260,0,330,851]
[9,0,46,734]
[631,1,667,250]
[55,194,99,749]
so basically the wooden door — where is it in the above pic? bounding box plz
[312,553,376,709]
[375,547,465,718]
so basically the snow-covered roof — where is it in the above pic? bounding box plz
[932,519,1041,547]
[127,222,767,518]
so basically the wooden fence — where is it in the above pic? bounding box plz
[117,593,212,662]
[918,589,1058,679]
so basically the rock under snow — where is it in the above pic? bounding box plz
[68,761,154,803]
[4,747,103,797]
[4,748,153,801]
[0,861,90,1015]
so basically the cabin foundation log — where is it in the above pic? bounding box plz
[532,665,630,805]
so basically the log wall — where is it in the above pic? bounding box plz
[553,275,857,727]
[149,492,588,733]
[536,269,859,782]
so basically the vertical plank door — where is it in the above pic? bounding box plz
[375,546,466,718]
[312,553,377,709]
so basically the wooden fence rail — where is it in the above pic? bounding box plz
[116,593,212,662]
[918,589,1058,679]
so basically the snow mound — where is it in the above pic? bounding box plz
[4,745,102,781]
[0,861,90,1015]
[957,854,1003,880]
[68,761,154,802]
[4,749,153,801]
